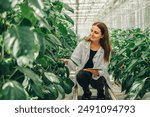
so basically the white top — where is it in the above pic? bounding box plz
[67,40,112,88]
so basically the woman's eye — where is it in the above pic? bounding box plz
[94,31,99,34]
[91,29,99,34]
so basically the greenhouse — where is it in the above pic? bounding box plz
[0,0,149,100]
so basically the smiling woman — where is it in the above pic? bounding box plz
[61,22,111,100]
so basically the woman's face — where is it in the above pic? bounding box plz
[90,25,103,42]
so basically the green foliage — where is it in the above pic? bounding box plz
[1,80,29,100]
[0,0,76,100]
[109,28,150,99]
[4,26,37,67]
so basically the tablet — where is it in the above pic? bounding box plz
[84,68,102,70]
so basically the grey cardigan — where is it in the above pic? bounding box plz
[67,40,112,88]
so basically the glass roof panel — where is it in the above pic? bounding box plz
[60,0,149,37]
[60,0,109,37]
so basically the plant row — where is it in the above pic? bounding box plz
[109,28,150,99]
[0,0,77,100]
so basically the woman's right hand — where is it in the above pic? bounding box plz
[59,58,69,65]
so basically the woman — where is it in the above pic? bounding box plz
[62,22,111,100]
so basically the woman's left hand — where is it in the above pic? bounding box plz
[83,69,99,76]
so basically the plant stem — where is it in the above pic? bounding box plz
[9,68,18,79]
[0,35,5,62]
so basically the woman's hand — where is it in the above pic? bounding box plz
[83,68,99,76]
[59,58,69,65]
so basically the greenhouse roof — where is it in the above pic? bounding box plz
[60,0,150,37]
[60,0,114,36]
[61,0,110,24]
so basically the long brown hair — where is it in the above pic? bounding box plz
[92,22,111,62]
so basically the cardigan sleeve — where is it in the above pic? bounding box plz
[67,41,84,71]
[98,61,109,78]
